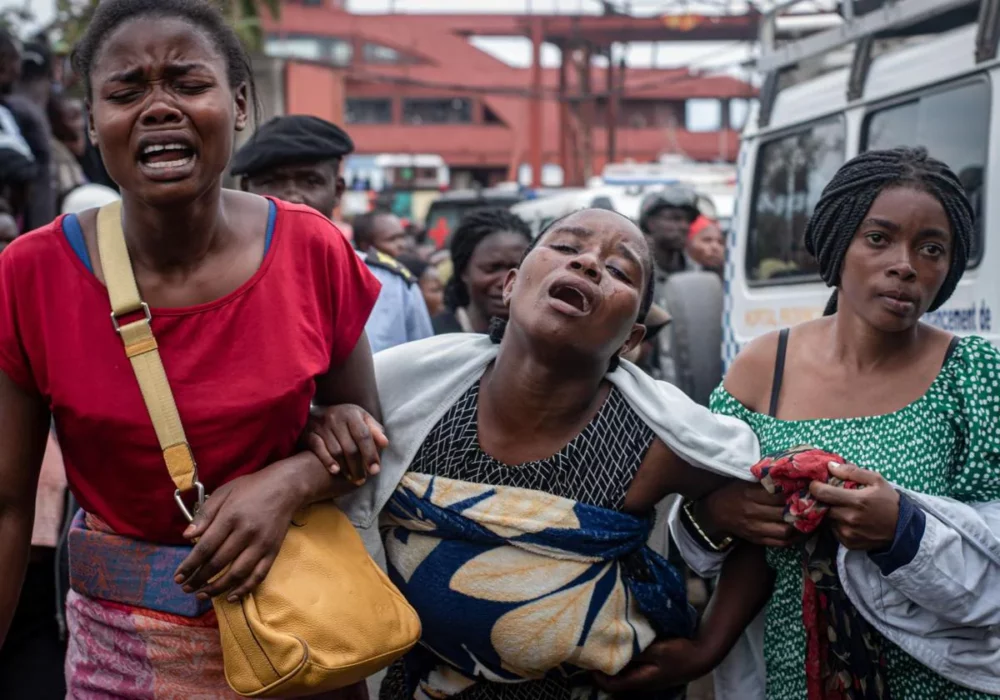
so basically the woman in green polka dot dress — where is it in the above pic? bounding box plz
[649,149,1000,700]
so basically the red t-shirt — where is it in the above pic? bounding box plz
[0,199,380,544]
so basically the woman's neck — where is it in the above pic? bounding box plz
[482,329,607,435]
[120,186,229,274]
[829,303,923,372]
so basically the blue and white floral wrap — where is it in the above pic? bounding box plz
[381,472,697,698]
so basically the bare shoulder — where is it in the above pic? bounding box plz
[223,188,273,236]
[723,330,784,413]
[726,319,835,412]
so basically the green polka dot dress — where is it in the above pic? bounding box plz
[711,335,1000,700]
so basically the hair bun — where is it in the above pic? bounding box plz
[488,317,507,344]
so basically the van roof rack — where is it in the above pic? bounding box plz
[756,0,998,127]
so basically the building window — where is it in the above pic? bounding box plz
[265,37,321,61]
[729,98,754,131]
[363,43,405,64]
[614,99,684,129]
[328,40,353,66]
[403,98,472,125]
[863,79,990,266]
[686,98,722,132]
[264,34,352,66]
[483,104,506,126]
[346,98,393,125]
[747,117,846,284]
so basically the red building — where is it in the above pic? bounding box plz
[266,1,758,187]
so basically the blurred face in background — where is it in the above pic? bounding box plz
[0,38,19,95]
[50,95,87,156]
[644,206,692,254]
[419,265,445,317]
[687,223,725,273]
[368,213,409,259]
[464,230,529,320]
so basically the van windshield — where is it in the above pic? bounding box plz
[746,118,846,284]
[864,79,989,266]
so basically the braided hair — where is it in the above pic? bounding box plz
[489,209,656,373]
[444,207,532,311]
[804,147,974,316]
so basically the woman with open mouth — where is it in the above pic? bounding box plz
[0,0,383,697]
[310,207,772,700]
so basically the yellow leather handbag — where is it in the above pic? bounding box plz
[96,202,421,697]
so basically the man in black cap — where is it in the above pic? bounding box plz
[232,114,353,218]
[232,115,432,353]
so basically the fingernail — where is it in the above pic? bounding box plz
[369,464,380,475]
[174,574,185,584]
[227,595,238,604]
[197,592,209,601]
[183,585,194,593]
[183,526,195,537]
[828,461,840,468]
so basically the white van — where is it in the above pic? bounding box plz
[724,0,997,370]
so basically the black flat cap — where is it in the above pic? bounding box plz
[231,115,355,178]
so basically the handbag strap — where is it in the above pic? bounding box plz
[95,201,205,521]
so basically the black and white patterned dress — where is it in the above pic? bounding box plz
[380,380,656,700]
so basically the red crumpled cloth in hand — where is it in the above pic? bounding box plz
[751,446,888,699]
[750,445,860,534]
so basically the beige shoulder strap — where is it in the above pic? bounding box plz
[96,202,204,520]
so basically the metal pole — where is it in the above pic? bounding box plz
[606,45,618,165]
[530,18,544,189]
[581,43,594,183]
[558,46,570,185]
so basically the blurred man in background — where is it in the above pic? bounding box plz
[233,115,432,353]
[638,186,701,383]
[0,33,36,239]
[354,210,410,261]
[5,38,55,230]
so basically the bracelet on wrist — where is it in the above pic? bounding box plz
[681,499,734,553]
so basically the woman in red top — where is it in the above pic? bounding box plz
[0,1,382,697]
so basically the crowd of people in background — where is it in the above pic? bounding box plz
[1,2,998,699]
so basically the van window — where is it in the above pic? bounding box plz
[863,79,990,265]
[747,118,846,283]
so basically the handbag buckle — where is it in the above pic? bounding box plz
[174,480,206,523]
